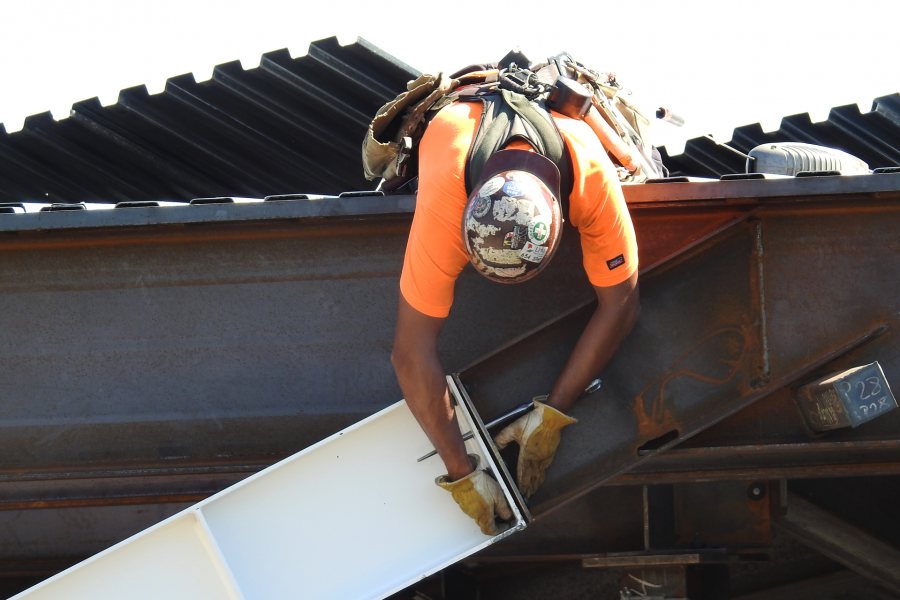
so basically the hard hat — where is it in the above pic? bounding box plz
[462,149,563,284]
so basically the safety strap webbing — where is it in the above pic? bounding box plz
[462,89,574,207]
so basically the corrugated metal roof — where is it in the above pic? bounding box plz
[0,37,418,204]
[0,36,896,203]
[660,93,900,177]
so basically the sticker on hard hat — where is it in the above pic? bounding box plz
[471,195,492,218]
[502,180,524,197]
[481,246,524,266]
[503,226,527,250]
[466,219,500,239]
[520,242,548,263]
[493,265,528,278]
[529,221,550,244]
[479,176,505,197]
[492,197,518,221]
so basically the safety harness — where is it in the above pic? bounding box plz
[361,53,663,196]
[449,63,574,200]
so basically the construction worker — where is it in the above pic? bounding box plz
[390,59,641,536]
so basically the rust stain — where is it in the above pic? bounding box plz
[632,209,748,272]
[632,324,752,440]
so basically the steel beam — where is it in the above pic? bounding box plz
[775,493,900,596]
[460,220,769,516]
[0,207,595,472]
[459,193,900,519]
[617,440,900,485]
[0,175,898,580]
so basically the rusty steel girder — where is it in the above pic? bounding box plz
[459,174,900,519]
[0,174,898,577]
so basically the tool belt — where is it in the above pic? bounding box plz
[361,53,664,194]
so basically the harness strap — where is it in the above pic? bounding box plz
[461,89,574,210]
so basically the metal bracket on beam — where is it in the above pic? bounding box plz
[795,362,896,432]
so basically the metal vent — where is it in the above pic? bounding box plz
[747,142,869,176]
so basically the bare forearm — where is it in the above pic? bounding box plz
[393,352,471,478]
[391,297,473,480]
[547,279,639,413]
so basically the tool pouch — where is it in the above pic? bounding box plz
[361,73,458,188]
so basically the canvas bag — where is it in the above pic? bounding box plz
[361,73,460,187]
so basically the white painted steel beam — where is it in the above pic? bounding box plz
[12,378,526,600]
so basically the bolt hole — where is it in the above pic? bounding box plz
[637,430,680,455]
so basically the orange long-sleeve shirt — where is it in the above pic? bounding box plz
[400,100,638,318]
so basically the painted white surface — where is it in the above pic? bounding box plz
[12,396,524,600]
[201,402,501,599]
[17,514,239,600]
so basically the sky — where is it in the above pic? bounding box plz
[0,0,897,153]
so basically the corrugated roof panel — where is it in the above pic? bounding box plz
[661,94,900,177]
[0,37,418,204]
[0,36,896,201]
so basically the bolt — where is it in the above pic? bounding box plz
[748,482,766,500]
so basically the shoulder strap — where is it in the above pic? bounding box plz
[462,89,574,204]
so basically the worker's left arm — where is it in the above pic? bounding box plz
[492,272,638,498]
[492,121,640,498]
[545,272,640,413]
[548,119,641,412]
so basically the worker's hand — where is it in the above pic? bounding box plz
[494,396,577,499]
[436,454,513,536]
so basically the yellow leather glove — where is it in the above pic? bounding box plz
[436,454,513,536]
[494,396,577,499]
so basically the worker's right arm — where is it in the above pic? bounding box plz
[390,297,472,480]
[392,297,513,535]
[391,102,477,480]
[392,102,513,534]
